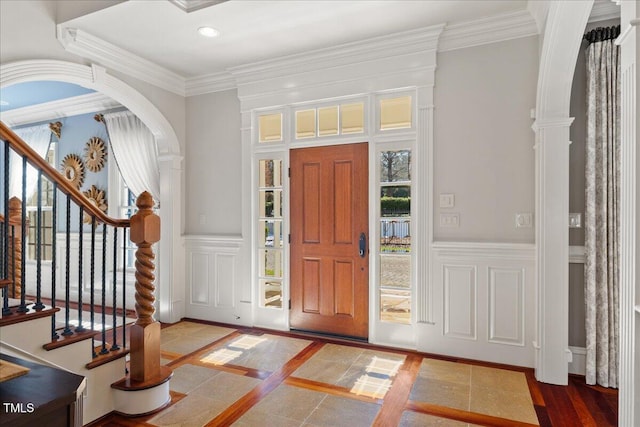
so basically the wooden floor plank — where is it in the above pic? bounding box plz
[204,341,325,426]
[372,353,422,427]
[407,401,540,427]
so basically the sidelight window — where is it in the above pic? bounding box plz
[379,149,411,324]
[257,159,284,308]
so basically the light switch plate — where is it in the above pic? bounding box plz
[439,193,455,208]
[569,213,582,228]
[515,213,533,228]
[440,213,460,227]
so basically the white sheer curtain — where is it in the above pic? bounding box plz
[584,30,620,388]
[103,111,160,200]
[10,124,52,199]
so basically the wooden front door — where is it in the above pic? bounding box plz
[290,142,369,339]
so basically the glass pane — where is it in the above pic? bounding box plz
[259,159,282,188]
[259,220,283,248]
[261,279,282,308]
[380,186,410,217]
[380,96,412,130]
[259,190,282,218]
[259,113,282,143]
[318,106,338,137]
[380,150,411,182]
[380,219,411,253]
[380,255,411,288]
[296,109,316,139]
[259,249,283,278]
[380,288,411,324]
[341,102,364,134]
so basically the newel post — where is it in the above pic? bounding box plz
[129,191,162,382]
[8,197,24,299]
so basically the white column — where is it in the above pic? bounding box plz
[156,153,184,323]
[416,87,434,325]
[532,117,573,385]
[617,1,638,424]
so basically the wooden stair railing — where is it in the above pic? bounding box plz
[0,121,168,388]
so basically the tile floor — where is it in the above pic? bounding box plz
[146,321,539,427]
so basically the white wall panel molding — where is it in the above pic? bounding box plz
[184,234,250,325]
[488,267,525,346]
[431,241,535,260]
[57,27,186,96]
[439,10,538,52]
[0,92,121,127]
[418,241,535,367]
[443,264,477,340]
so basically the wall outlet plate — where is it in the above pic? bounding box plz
[439,193,455,208]
[569,213,582,228]
[440,212,460,227]
[515,213,533,228]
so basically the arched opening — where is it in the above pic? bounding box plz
[0,59,184,323]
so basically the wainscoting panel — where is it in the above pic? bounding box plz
[417,242,535,367]
[443,265,477,340]
[184,235,250,325]
[189,252,210,305]
[488,267,524,346]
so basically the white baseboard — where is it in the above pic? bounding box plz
[568,346,586,375]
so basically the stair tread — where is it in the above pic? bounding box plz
[0,306,59,327]
[43,328,101,351]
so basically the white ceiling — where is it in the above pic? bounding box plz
[60,0,529,78]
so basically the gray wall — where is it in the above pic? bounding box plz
[185,90,242,235]
[433,36,538,243]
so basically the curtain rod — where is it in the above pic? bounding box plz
[584,25,621,44]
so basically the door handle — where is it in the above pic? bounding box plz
[359,232,367,258]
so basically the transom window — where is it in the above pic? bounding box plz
[292,102,364,140]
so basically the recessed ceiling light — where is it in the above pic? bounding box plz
[197,26,219,38]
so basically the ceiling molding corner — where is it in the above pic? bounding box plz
[0,92,122,127]
[168,0,227,13]
[439,10,539,52]
[185,72,236,96]
[57,26,186,97]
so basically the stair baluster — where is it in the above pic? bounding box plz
[51,182,59,339]
[76,206,85,332]
[100,223,108,355]
[33,170,45,311]
[17,158,28,313]
[110,226,119,351]
[90,216,96,357]
[62,195,73,336]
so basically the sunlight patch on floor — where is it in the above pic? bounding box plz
[201,348,243,365]
[351,374,393,398]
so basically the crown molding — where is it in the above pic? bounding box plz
[57,27,186,96]
[0,92,122,127]
[185,71,236,96]
[229,24,445,84]
[55,9,542,98]
[439,10,539,52]
[168,0,227,13]
[588,0,620,23]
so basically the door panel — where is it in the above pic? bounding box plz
[290,142,368,338]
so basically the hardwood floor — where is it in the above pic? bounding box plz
[89,320,618,427]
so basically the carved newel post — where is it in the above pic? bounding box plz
[129,191,162,383]
[8,197,24,300]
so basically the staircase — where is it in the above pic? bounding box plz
[0,122,171,425]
